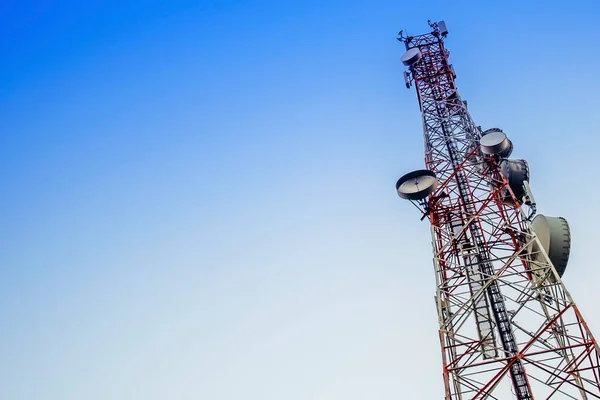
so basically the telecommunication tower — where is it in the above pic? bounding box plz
[395,20,600,399]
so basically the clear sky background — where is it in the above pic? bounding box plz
[1,1,600,399]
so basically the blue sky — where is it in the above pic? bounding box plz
[1,1,600,399]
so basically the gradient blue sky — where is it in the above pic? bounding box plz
[2,1,600,399]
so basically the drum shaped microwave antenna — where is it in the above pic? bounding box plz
[500,159,530,203]
[480,129,513,157]
[401,48,423,66]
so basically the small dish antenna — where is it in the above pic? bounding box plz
[480,129,513,157]
[396,169,438,200]
[401,48,422,66]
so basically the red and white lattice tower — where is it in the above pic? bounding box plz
[395,21,600,399]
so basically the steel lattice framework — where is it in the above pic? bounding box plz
[397,21,600,399]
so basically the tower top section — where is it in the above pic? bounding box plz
[397,20,448,49]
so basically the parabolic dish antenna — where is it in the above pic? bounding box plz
[401,48,422,66]
[480,130,512,157]
[396,169,438,200]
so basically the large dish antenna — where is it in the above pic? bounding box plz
[531,214,571,281]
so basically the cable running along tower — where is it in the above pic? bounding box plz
[395,20,600,399]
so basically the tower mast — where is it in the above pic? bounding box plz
[396,21,600,399]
